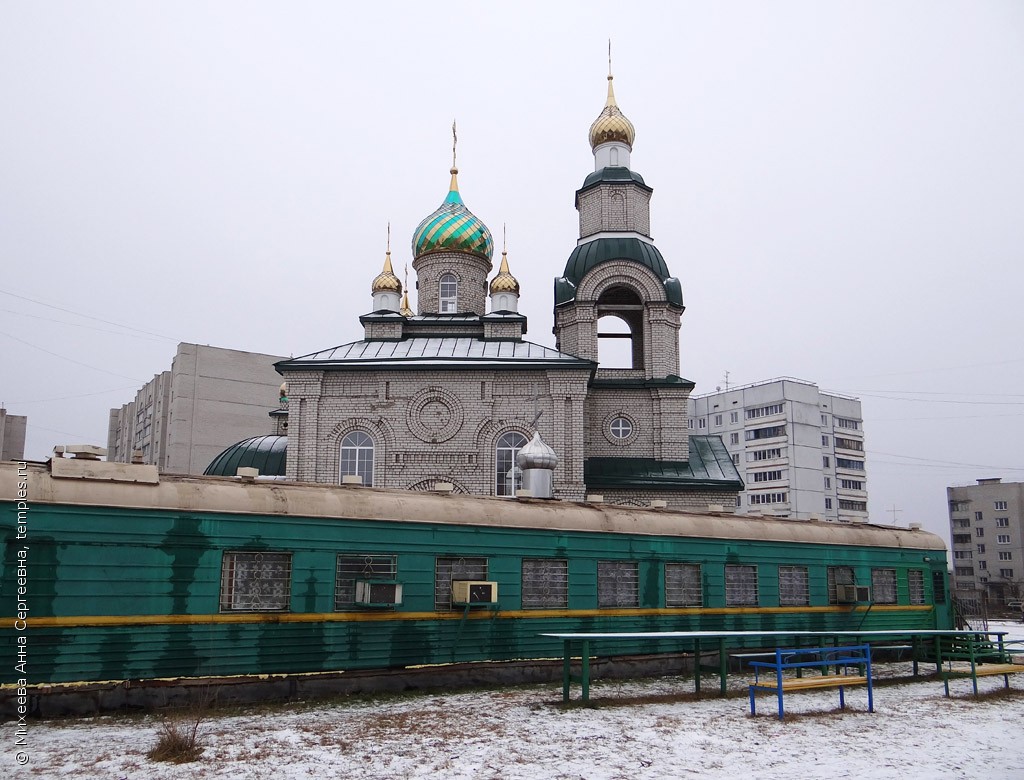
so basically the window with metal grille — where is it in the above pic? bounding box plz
[932,569,946,603]
[725,564,758,606]
[435,557,487,610]
[827,566,855,604]
[665,563,702,607]
[871,568,897,604]
[908,569,926,605]
[597,561,639,607]
[220,551,292,612]
[778,565,809,606]
[521,559,568,609]
[335,554,397,609]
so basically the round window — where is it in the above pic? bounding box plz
[610,417,633,440]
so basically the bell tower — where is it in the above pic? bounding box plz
[553,62,685,381]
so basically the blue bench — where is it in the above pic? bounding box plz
[748,644,874,720]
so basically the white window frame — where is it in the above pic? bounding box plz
[439,273,458,313]
[340,430,375,486]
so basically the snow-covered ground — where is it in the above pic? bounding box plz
[5,622,1023,780]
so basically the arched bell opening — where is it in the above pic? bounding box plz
[596,286,644,369]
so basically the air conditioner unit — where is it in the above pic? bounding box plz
[452,580,498,605]
[836,584,871,603]
[354,580,403,607]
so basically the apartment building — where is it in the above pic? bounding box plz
[690,378,867,522]
[0,408,27,461]
[107,343,285,474]
[948,478,1024,607]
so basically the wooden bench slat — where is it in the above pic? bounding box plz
[753,675,868,692]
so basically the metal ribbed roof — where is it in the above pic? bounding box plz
[584,436,744,491]
[556,237,684,307]
[278,337,594,370]
[204,435,287,478]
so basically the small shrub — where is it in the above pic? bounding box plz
[147,715,204,763]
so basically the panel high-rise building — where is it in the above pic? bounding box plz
[690,378,866,522]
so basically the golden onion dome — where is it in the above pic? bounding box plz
[489,251,520,294]
[588,74,635,150]
[400,290,413,317]
[371,251,403,294]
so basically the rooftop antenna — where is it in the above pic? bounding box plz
[721,370,731,390]
[888,504,902,526]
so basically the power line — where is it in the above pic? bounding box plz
[856,392,1024,406]
[5,386,140,405]
[0,288,179,342]
[0,330,147,382]
[867,449,1024,471]
[0,308,170,342]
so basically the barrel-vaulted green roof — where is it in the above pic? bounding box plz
[204,435,287,478]
[555,236,683,306]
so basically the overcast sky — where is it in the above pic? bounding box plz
[2,1,1022,541]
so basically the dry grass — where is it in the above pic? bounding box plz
[146,716,204,763]
[146,688,214,764]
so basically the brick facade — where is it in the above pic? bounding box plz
[278,86,740,511]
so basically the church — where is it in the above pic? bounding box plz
[263,69,742,509]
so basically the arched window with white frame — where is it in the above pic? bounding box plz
[340,430,374,486]
[495,431,528,497]
[439,273,458,313]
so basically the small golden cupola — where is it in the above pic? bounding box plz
[588,46,635,169]
[371,225,403,312]
[489,226,520,313]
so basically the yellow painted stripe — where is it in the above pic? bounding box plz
[12,604,933,629]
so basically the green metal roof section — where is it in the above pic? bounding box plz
[590,374,696,390]
[577,166,650,196]
[584,436,744,492]
[204,435,287,478]
[556,237,684,307]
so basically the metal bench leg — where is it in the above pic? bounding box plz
[581,640,590,702]
[562,640,572,702]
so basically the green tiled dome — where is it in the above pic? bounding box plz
[412,170,493,261]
